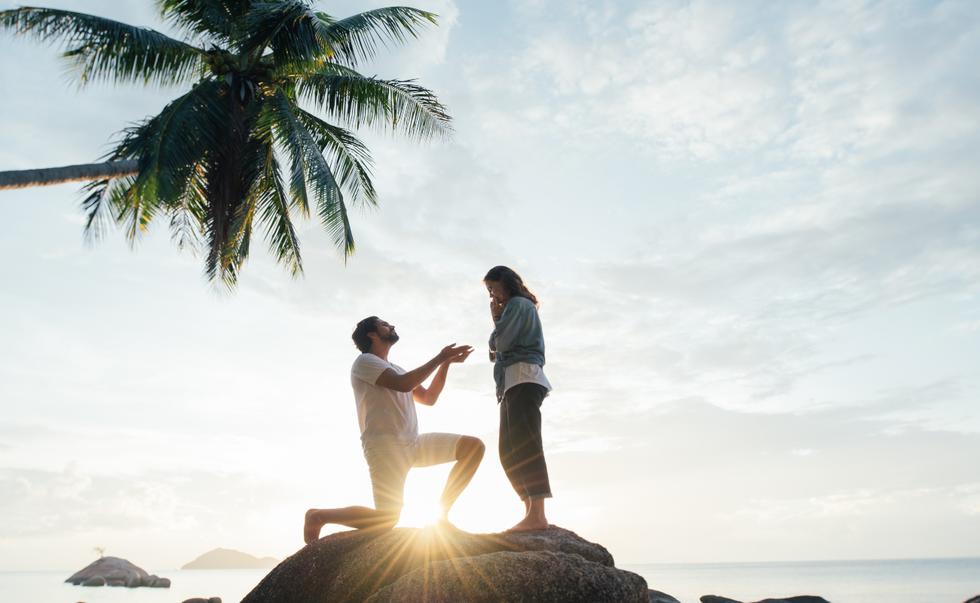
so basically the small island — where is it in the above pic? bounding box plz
[182,548,279,570]
[66,556,170,588]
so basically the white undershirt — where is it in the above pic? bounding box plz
[503,362,552,395]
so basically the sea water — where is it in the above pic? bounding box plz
[624,557,980,603]
[1,558,978,602]
[0,569,267,603]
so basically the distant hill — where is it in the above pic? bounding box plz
[182,548,279,570]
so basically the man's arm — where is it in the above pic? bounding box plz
[375,344,471,393]
[413,346,473,405]
[413,363,449,406]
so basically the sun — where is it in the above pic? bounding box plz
[394,465,516,532]
[396,468,448,528]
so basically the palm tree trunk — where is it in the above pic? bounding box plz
[0,160,138,190]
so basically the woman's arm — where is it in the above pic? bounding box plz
[493,298,533,354]
[489,298,505,360]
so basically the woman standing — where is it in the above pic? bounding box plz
[485,266,552,531]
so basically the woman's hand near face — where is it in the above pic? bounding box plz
[490,298,504,322]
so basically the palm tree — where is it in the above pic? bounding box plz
[0,1,451,285]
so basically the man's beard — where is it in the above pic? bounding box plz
[381,330,399,343]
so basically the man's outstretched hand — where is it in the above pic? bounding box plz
[438,343,473,364]
[447,345,473,364]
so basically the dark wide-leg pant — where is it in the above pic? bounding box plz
[499,383,552,500]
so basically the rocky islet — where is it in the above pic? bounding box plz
[65,556,169,588]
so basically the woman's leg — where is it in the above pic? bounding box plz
[499,397,529,501]
[502,383,552,530]
[507,384,551,499]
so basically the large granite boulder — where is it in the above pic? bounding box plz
[368,550,647,602]
[65,556,170,588]
[242,525,652,603]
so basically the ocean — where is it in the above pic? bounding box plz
[1,557,977,602]
[0,569,267,603]
[624,557,980,603]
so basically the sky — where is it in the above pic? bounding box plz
[1,0,979,573]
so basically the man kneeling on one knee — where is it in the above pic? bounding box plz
[304,317,485,543]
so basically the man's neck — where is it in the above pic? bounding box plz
[370,343,391,360]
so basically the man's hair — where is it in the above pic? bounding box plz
[484,265,539,307]
[352,316,380,353]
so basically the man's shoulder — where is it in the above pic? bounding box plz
[352,353,390,371]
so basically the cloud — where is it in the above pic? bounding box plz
[548,396,980,561]
[0,466,214,537]
[466,0,980,164]
[0,463,308,570]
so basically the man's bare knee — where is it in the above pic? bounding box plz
[374,509,400,530]
[457,436,485,462]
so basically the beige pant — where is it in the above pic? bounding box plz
[362,433,461,512]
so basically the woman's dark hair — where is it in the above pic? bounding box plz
[352,316,380,352]
[483,266,539,307]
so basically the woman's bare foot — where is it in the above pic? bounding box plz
[506,497,549,532]
[506,515,549,532]
[304,509,324,544]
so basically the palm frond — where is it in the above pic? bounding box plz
[256,96,310,217]
[254,140,304,275]
[0,7,205,86]
[80,175,136,243]
[81,173,153,244]
[168,162,209,253]
[116,78,226,205]
[221,185,256,284]
[87,78,229,262]
[296,109,376,207]
[240,1,329,65]
[266,90,354,256]
[156,0,249,44]
[296,69,452,140]
[317,7,437,66]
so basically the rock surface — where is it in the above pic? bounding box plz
[242,525,652,603]
[649,589,682,603]
[65,556,170,589]
[368,550,647,603]
[182,547,279,569]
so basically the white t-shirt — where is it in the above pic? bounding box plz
[503,362,552,395]
[350,353,418,443]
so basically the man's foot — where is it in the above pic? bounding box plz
[304,509,324,544]
[506,515,549,532]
